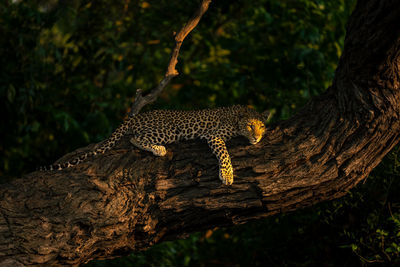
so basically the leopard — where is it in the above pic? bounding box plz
[41,105,270,185]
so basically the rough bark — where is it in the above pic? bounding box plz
[1,0,400,266]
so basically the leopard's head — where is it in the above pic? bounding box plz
[239,109,270,145]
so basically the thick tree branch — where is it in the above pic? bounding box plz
[129,0,212,117]
[1,0,400,266]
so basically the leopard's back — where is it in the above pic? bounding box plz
[130,106,243,144]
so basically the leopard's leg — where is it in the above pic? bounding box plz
[207,136,233,185]
[130,137,167,156]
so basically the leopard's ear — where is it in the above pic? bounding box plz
[261,110,271,123]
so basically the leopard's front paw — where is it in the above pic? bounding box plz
[219,167,233,185]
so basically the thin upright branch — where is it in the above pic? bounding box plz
[129,0,212,117]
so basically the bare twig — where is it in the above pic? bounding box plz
[129,0,212,117]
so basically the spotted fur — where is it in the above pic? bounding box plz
[41,105,269,185]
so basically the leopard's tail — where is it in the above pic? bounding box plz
[39,117,134,171]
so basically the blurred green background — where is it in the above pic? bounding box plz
[1,0,399,265]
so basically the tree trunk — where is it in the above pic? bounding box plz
[1,0,399,265]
